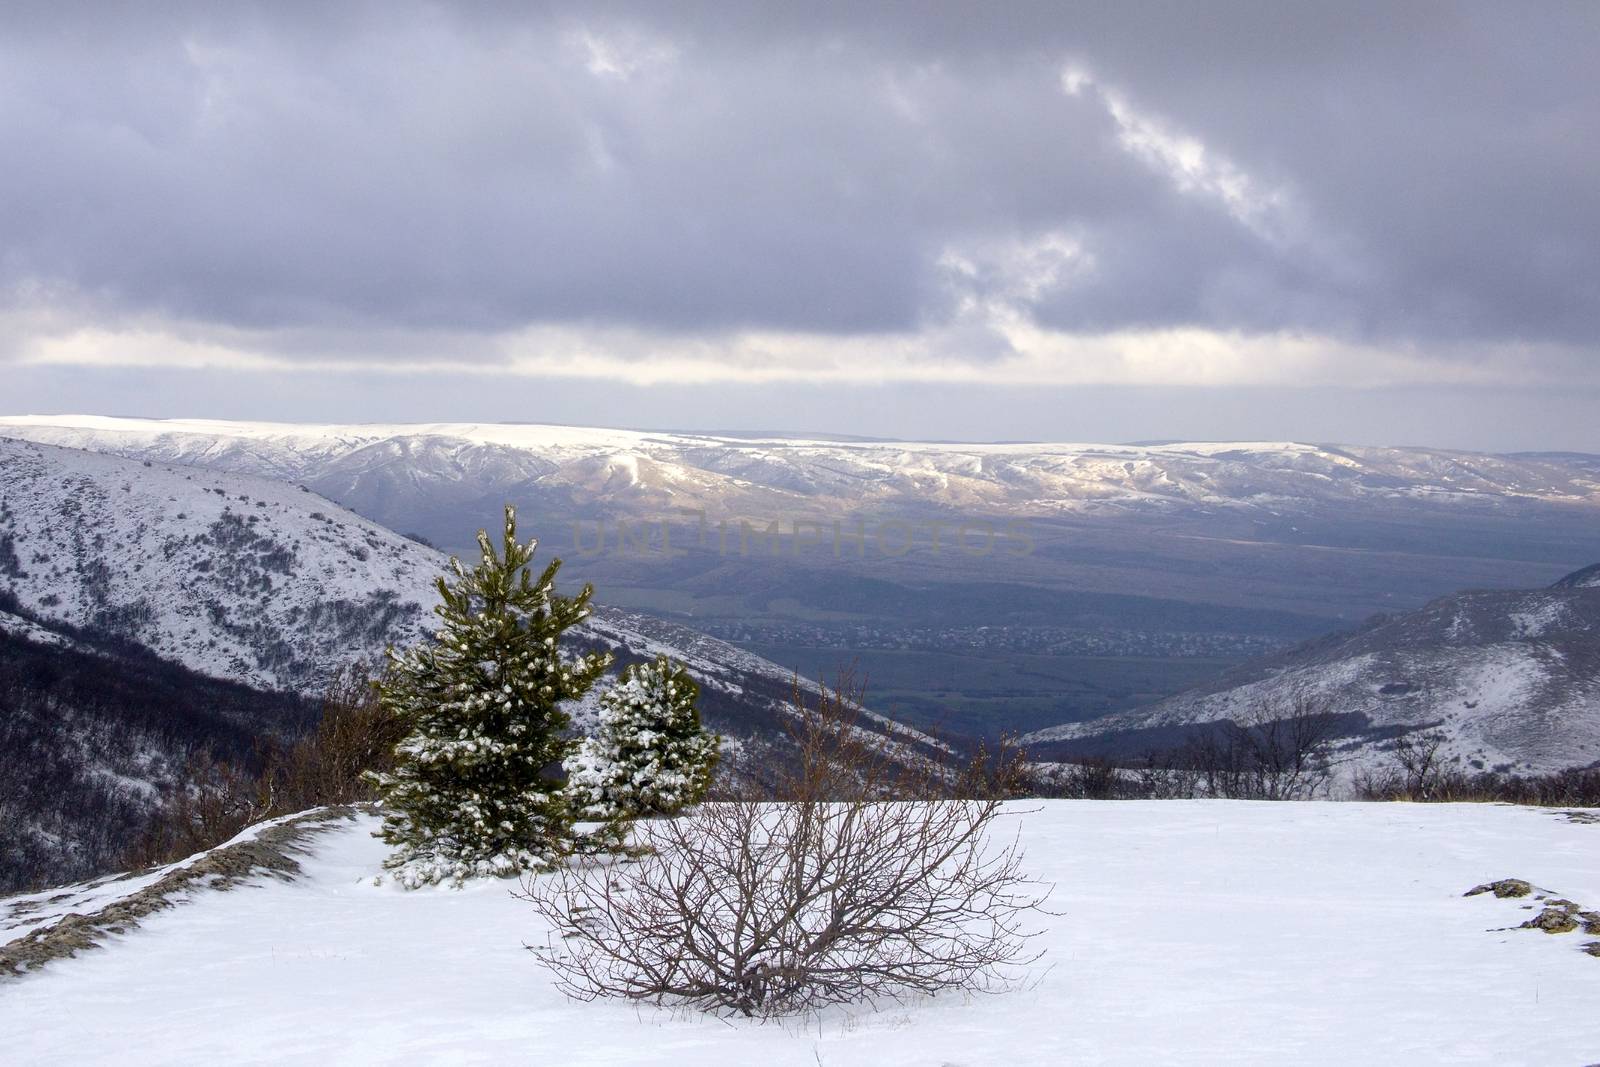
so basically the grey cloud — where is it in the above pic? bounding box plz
[0,1,1597,355]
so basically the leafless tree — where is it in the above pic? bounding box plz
[1179,693,1339,800]
[1235,695,1340,800]
[1039,755,1130,799]
[264,663,403,811]
[1131,750,1200,799]
[120,663,403,871]
[522,671,1050,1017]
[121,749,272,869]
[1390,728,1449,800]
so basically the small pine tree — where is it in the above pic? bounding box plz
[566,655,719,828]
[369,505,612,887]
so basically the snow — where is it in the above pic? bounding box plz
[0,435,446,690]
[1511,600,1569,638]
[1023,609,1600,779]
[0,813,308,940]
[0,414,1313,457]
[6,414,1599,518]
[0,608,73,648]
[0,436,823,719]
[5,802,1599,1064]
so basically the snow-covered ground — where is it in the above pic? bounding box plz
[5,802,1598,1064]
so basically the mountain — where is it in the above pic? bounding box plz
[0,436,892,760]
[5,417,1599,539]
[0,436,442,693]
[1024,566,1600,777]
[6,416,1599,737]
[2,416,1596,622]
[0,437,945,889]
[1551,563,1600,590]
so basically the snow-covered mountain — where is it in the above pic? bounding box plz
[0,437,439,692]
[0,436,840,742]
[6,415,1596,634]
[4,415,1599,523]
[0,437,948,889]
[1024,566,1600,777]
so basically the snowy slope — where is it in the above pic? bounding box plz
[0,436,863,742]
[4,414,1599,520]
[1025,567,1600,776]
[0,436,442,692]
[1552,562,1600,590]
[4,802,1598,1064]
[0,610,319,892]
[0,606,73,647]
[6,416,1599,637]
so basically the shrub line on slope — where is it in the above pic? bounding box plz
[0,806,360,980]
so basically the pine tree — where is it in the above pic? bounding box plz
[566,655,719,828]
[369,505,611,887]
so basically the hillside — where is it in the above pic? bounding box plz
[1025,567,1600,777]
[0,436,928,792]
[0,438,947,891]
[13,415,1600,738]
[0,605,318,892]
[0,436,445,693]
[3,417,1596,626]
[4,803,1598,1063]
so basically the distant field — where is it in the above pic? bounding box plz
[591,568,1318,738]
[736,643,1243,737]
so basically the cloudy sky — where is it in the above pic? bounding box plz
[4,2,1598,448]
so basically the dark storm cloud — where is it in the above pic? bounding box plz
[1,1,1597,353]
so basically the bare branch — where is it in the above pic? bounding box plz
[522,672,1052,1017]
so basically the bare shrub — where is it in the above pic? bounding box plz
[1179,695,1339,800]
[120,664,401,870]
[1390,728,1449,800]
[121,749,271,869]
[1233,696,1340,799]
[1030,750,1200,800]
[263,664,402,811]
[523,672,1050,1017]
[1071,755,1122,798]
[1350,762,1404,800]
[1132,750,1201,799]
[1045,756,1129,799]
[1353,743,1600,806]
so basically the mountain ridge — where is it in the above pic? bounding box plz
[5,415,1598,520]
[1024,563,1600,778]
[0,436,873,750]
[7,415,1598,628]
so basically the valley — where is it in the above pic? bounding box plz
[4,421,1600,890]
[6,415,1597,741]
[8,10,1598,1059]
